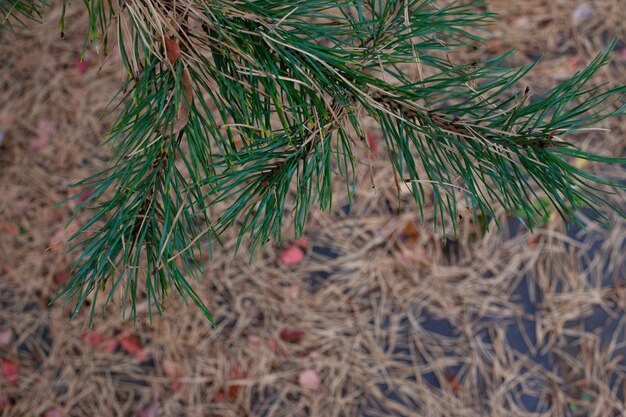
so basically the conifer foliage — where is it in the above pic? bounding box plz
[3,0,625,323]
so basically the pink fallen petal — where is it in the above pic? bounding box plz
[572,3,594,26]
[279,245,305,265]
[287,284,300,300]
[298,369,321,391]
[294,237,310,249]
[137,402,159,417]
[162,359,184,378]
[83,331,105,346]
[103,339,117,354]
[0,393,15,411]
[280,327,304,343]
[30,120,53,151]
[75,58,88,74]
[247,335,261,347]
[1,358,19,386]
[42,408,64,417]
[119,335,148,361]
[0,330,13,347]
[77,187,94,203]
[367,131,379,155]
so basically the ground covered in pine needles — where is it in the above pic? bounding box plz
[1,1,625,416]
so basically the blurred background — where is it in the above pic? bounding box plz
[0,1,625,416]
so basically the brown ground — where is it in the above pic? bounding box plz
[1,1,625,416]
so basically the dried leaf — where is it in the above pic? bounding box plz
[279,245,305,265]
[400,220,419,241]
[171,68,193,134]
[164,38,181,64]
[267,339,277,352]
[48,222,79,253]
[280,327,304,343]
[1,358,19,386]
[446,372,462,392]
[227,364,247,398]
[0,222,19,237]
[298,369,321,390]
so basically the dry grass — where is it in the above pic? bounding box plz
[1,1,625,416]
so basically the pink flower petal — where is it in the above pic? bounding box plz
[30,120,53,151]
[0,330,13,347]
[1,358,19,386]
[298,369,321,390]
[75,58,88,74]
[279,245,305,265]
[137,402,159,417]
[42,408,64,417]
[367,131,379,155]
[280,327,304,343]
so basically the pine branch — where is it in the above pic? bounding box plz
[0,0,45,30]
[52,0,626,323]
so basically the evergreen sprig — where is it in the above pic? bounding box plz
[0,0,44,30]
[48,0,625,323]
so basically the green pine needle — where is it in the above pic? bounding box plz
[43,0,626,324]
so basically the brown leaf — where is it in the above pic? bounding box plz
[267,339,277,352]
[170,68,193,134]
[0,222,19,236]
[227,365,247,398]
[446,372,462,392]
[48,222,79,253]
[165,38,181,64]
